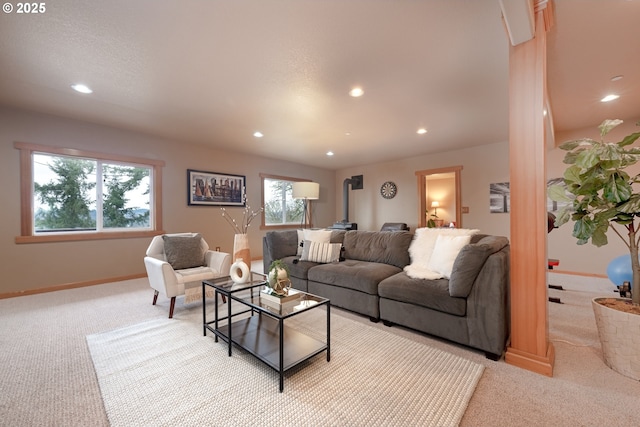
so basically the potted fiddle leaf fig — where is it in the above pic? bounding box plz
[549,118,640,380]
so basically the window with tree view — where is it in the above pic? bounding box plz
[15,142,163,243]
[33,153,152,233]
[262,175,305,227]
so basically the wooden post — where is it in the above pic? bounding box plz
[505,2,555,376]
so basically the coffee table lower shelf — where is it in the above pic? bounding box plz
[215,314,328,387]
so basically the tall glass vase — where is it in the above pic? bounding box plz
[233,233,251,264]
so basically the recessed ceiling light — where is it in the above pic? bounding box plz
[345,132,351,136]
[326,151,334,156]
[349,87,364,97]
[611,75,624,82]
[71,83,93,94]
[253,131,263,138]
[601,94,620,103]
[417,128,427,135]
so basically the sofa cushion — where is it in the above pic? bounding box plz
[404,228,479,280]
[162,234,205,270]
[280,256,317,281]
[308,260,402,295]
[342,230,412,268]
[378,272,466,316]
[301,240,342,263]
[427,234,472,278]
[448,236,509,297]
[469,233,488,244]
[329,230,347,244]
[265,230,299,260]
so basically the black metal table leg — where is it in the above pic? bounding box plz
[202,282,207,336]
[214,289,219,342]
[227,291,233,357]
[279,318,284,392]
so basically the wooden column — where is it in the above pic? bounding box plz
[505,2,555,376]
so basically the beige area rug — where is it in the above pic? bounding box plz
[87,308,484,427]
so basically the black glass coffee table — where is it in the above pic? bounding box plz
[203,273,330,392]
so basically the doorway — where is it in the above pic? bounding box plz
[415,166,462,228]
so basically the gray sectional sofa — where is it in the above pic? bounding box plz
[262,229,510,359]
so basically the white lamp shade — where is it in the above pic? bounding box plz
[292,182,319,200]
[431,201,440,208]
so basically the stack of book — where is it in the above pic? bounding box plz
[260,288,301,309]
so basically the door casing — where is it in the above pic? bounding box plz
[415,165,462,228]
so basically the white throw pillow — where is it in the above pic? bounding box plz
[427,234,472,279]
[303,229,332,242]
[298,229,332,257]
[404,227,479,280]
[301,240,342,263]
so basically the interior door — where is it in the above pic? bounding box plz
[415,166,462,228]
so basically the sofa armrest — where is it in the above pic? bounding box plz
[449,235,509,298]
[263,230,299,273]
[205,250,232,276]
[263,237,273,276]
[465,246,511,357]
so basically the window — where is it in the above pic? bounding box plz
[260,174,307,228]
[15,142,164,243]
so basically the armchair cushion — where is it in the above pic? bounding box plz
[174,266,220,284]
[163,234,205,270]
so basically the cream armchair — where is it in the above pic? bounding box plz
[144,233,232,318]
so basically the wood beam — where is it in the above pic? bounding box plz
[505,1,555,376]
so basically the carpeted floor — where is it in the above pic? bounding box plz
[87,307,483,426]
[1,275,640,426]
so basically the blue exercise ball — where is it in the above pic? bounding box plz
[607,255,633,288]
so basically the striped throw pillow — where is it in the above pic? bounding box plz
[301,240,342,263]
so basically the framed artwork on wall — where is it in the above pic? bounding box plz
[490,182,510,213]
[489,178,570,213]
[187,169,246,207]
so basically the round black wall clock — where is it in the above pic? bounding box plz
[380,181,397,199]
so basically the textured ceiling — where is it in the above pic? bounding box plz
[0,0,638,170]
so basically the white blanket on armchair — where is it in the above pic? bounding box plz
[175,266,219,304]
[184,285,214,304]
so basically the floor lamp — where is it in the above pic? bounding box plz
[292,182,319,228]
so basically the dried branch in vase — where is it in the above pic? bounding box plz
[221,203,264,234]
